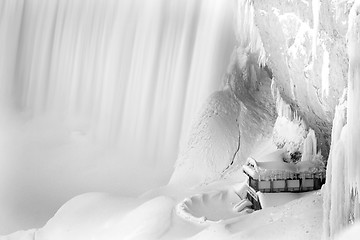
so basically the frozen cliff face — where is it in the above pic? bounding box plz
[236,0,351,160]
[322,1,360,239]
[170,0,349,184]
[170,42,279,186]
[226,48,277,165]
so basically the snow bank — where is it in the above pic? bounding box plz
[34,194,174,240]
[335,221,360,240]
[97,196,174,240]
[258,192,312,209]
[188,191,323,240]
[0,229,35,240]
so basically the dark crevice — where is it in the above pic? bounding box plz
[221,122,241,175]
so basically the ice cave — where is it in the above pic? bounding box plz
[1,0,360,239]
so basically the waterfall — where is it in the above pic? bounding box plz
[0,0,235,234]
[1,0,235,166]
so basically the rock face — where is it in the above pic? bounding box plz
[235,0,350,160]
[171,0,353,185]
[169,45,277,186]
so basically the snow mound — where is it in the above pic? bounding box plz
[34,193,174,240]
[187,191,323,240]
[98,196,175,240]
[0,229,35,240]
[335,222,360,240]
[258,192,313,209]
[170,89,241,187]
[176,185,252,224]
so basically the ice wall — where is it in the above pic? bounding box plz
[323,1,360,239]
[242,0,352,160]
[322,96,348,239]
[346,0,360,213]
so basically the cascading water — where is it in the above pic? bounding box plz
[0,0,235,234]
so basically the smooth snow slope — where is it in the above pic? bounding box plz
[1,182,323,240]
[169,89,241,187]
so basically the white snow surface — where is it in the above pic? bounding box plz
[335,221,360,240]
[18,194,174,240]
[0,230,35,240]
[186,190,323,240]
[0,182,324,240]
[258,192,313,209]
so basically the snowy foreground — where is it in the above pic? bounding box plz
[2,180,325,240]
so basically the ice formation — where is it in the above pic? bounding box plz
[302,129,318,162]
[272,89,309,160]
[322,1,360,239]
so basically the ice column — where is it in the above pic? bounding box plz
[322,1,360,239]
[301,129,317,162]
[345,0,360,225]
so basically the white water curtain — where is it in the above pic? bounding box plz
[0,0,235,234]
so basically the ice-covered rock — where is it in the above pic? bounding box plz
[236,0,350,159]
[322,1,360,239]
[169,89,241,187]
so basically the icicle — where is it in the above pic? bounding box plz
[312,0,321,59]
[321,44,330,98]
[302,129,317,162]
[236,0,267,66]
[323,2,360,238]
[346,0,360,220]
[322,98,347,240]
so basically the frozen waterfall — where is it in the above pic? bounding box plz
[322,1,360,239]
[0,0,235,234]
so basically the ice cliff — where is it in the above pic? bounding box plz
[171,0,350,186]
[323,1,360,239]
[228,0,360,239]
[237,0,350,160]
